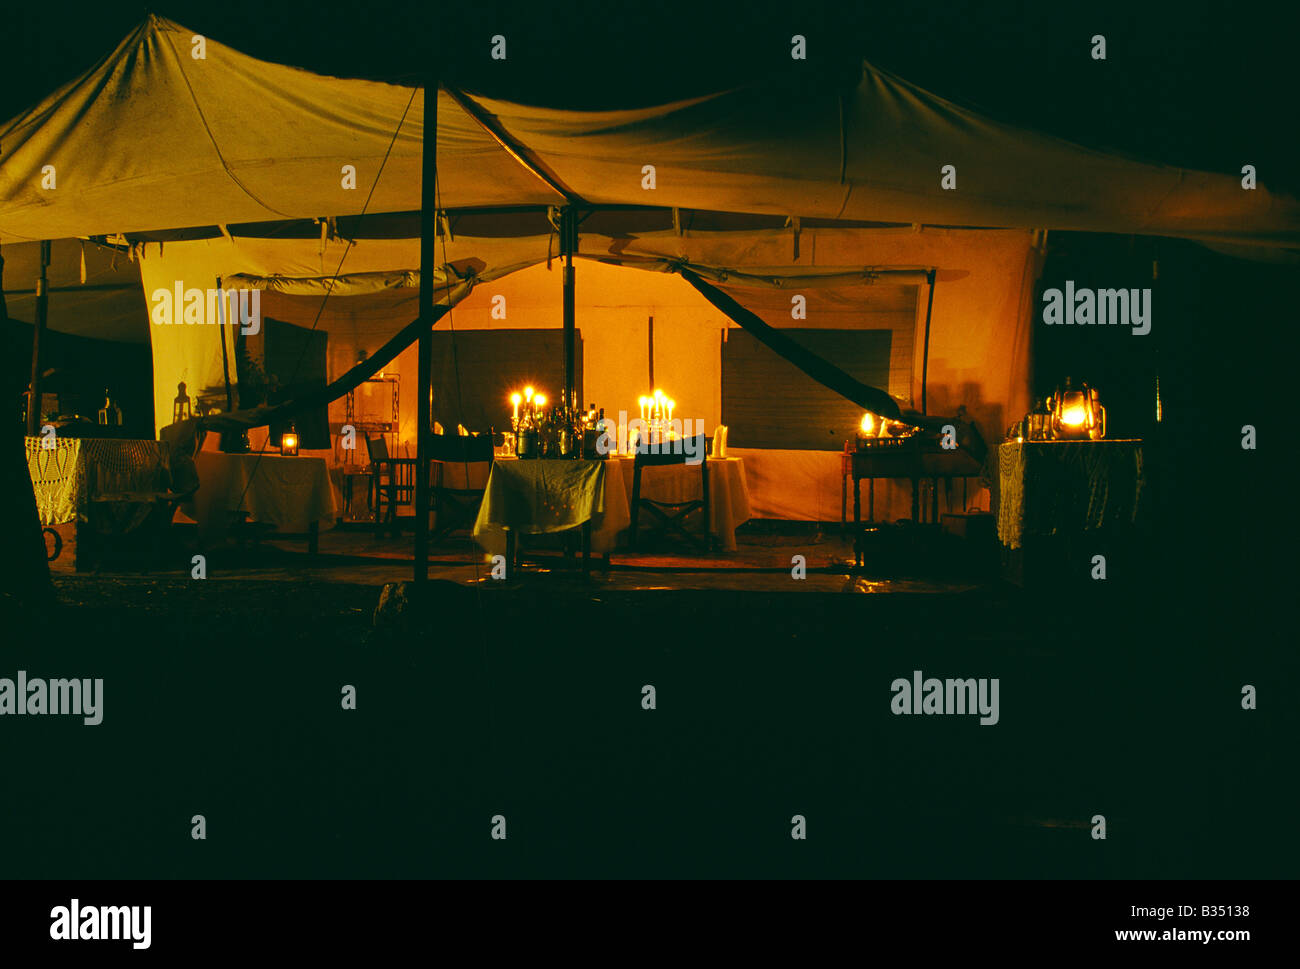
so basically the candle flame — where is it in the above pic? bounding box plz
[860,412,874,434]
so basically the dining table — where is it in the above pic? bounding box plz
[188,450,337,552]
[467,452,752,556]
[472,457,632,568]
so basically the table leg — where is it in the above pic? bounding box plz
[75,520,93,572]
[852,477,863,569]
[841,474,847,536]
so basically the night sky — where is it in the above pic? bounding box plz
[3,0,1298,195]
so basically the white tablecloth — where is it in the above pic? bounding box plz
[610,456,752,551]
[189,452,337,538]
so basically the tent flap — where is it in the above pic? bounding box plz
[680,267,902,419]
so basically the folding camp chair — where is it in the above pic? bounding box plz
[629,432,711,552]
[428,432,494,544]
[365,432,416,538]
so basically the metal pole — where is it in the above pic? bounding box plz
[415,68,438,583]
[920,268,936,416]
[26,241,51,435]
[647,315,654,388]
[217,276,235,413]
[561,206,577,410]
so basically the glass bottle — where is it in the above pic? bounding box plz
[1028,397,1049,441]
[518,405,537,458]
[98,388,123,426]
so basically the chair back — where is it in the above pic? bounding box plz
[159,418,204,497]
[633,433,709,468]
[364,432,390,463]
[428,432,494,464]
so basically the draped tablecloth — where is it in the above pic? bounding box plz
[26,436,167,532]
[611,456,752,551]
[473,458,631,555]
[996,440,1144,550]
[188,451,336,537]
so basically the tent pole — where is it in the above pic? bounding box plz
[216,276,235,413]
[414,70,439,583]
[561,206,577,410]
[647,316,654,388]
[1,243,54,606]
[25,241,51,435]
[920,268,936,416]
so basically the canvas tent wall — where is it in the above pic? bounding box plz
[1,240,145,343]
[136,224,1036,521]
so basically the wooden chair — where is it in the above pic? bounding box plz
[429,432,494,544]
[365,432,416,537]
[629,432,711,552]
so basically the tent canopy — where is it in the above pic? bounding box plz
[2,15,1296,254]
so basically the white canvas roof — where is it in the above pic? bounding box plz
[1,15,1295,254]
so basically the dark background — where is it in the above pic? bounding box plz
[4,0,1297,192]
[1,0,1294,880]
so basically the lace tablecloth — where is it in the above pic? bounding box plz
[26,436,168,530]
[996,440,1144,549]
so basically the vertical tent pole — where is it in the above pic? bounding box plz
[415,70,439,583]
[920,268,936,416]
[648,316,654,388]
[561,206,577,410]
[2,242,54,603]
[25,241,51,434]
[216,276,235,413]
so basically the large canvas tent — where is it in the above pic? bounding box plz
[3,15,1296,523]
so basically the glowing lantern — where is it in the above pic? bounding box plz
[281,424,299,456]
[1050,379,1106,440]
[172,381,192,424]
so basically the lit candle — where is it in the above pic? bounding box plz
[524,385,534,404]
[511,393,521,422]
[535,393,546,408]
[667,399,675,424]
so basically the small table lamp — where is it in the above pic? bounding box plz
[281,423,299,456]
